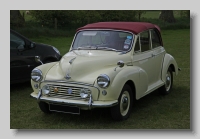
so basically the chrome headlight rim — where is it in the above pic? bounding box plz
[97,74,110,88]
[31,68,43,82]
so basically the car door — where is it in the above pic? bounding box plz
[150,29,166,83]
[10,31,37,83]
[132,30,157,92]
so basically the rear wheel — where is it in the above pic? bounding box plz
[38,101,51,114]
[159,67,173,95]
[110,85,133,121]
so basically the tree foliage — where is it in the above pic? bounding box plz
[10,10,25,27]
[179,10,190,18]
[30,10,139,28]
[159,10,176,23]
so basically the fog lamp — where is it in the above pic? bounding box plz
[42,85,50,95]
[80,89,88,98]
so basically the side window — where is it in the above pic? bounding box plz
[10,33,25,49]
[140,31,150,52]
[134,37,140,53]
[151,30,161,49]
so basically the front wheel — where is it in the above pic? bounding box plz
[159,67,173,95]
[110,85,133,121]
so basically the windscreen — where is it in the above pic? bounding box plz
[72,30,134,51]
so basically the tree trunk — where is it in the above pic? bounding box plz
[10,10,25,27]
[159,10,176,23]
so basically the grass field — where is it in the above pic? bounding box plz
[10,29,190,129]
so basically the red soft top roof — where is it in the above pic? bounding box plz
[77,22,160,34]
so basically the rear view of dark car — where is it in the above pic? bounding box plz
[10,29,62,84]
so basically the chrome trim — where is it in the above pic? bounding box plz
[69,57,76,64]
[40,80,95,87]
[31,68,43,82]
[65,74,71,80]
[37,80,100,101]
[88,94,93,110]
[114,60,125,71]
[97,74,110,88]
[37,89,42,102]
[47,84,91,100]
[117,60,125,67]
[30,93,118,109]
[35,56,43,65]
[153,52,164,57]
[132,56,152,62]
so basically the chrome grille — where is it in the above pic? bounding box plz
[47,84,91,100]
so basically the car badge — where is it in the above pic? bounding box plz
[65,74,71,80]
[54,88,59,93]
[67,88,72,94]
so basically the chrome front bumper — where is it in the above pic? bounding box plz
[30,91,118,110]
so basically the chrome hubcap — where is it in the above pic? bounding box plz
[122,96,128,110]
[120,91,130,116]
[165,71,171,91]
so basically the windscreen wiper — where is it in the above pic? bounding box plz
[96,47,122,52]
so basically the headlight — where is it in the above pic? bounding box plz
[97,74,110,88]
[52,46,60,55]
[42,85,50,95]
[31,68,43,82]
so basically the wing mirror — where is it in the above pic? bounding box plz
[35,56,43,65]
[117,60,124,68]
[114,60,124,71]
[30,42,36,48]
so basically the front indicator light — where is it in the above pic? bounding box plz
[102,90,107,95]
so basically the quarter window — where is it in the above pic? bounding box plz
[151,30,161,49]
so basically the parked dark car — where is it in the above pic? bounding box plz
[10,29,62,84]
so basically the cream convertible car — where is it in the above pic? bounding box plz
[30,22,180,121]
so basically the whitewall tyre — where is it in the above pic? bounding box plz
[110,85,133,121]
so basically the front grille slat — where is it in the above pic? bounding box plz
[47,84,91,100]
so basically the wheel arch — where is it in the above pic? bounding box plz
[161,53,179,82]
[125,80,136,100]
[104,66,147,101]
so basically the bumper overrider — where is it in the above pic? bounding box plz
[30,81,118,111]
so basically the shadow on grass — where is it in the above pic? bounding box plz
[10,81,31,90]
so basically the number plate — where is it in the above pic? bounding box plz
[49,103,80,115]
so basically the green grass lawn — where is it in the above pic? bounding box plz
[10,29,190,129]
[30,36,74,56]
